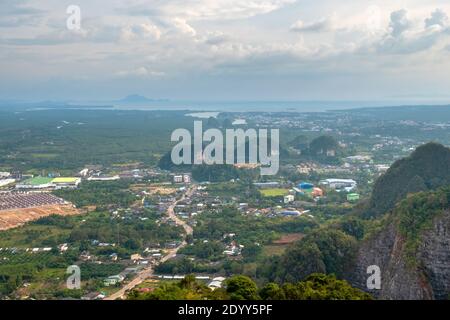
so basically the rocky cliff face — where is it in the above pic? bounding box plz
[417,214,450,299]
[349,211,450,300]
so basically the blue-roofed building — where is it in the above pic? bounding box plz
[298,182,314,190]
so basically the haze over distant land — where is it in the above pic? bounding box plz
[1,1,450,102]
[2,95,450,113]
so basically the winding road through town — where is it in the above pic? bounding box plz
[104,185,195,300]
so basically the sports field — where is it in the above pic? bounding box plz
[259,188,290,197]
[21,177,53,186]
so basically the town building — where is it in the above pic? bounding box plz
[51,177,81,189]
[173,175,183,183]
[284,195,295,204]
[0,172,11,179]
[253,182,280,188]
[280,210,302,217]
[0,179,15,188]
[319,179,357,192]
[87,175,120,181]
[104,275,125,286]
[347,193,360,202]
[312,187,324,197]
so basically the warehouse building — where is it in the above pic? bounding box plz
[319,179,357,192]
[52,177,81,189]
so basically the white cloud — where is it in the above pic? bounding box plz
[172,18,197,36]
[371,8,450,54]
[425,8,449,28]
[122,0,296,21]
[389,9,413,37]
[202,31,230,45]
[0,1,44,16]
[120,23,161,41]
[2,0,450,101]
[115,67,165,78]
[139,23,162,40]
[0,1,45,27]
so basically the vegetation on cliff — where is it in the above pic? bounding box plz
[366,143,450,217]
[128,274,371,300]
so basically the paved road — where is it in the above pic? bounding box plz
[104,185,195,300]
[168,187,194,236]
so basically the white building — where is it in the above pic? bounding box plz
[87,175,120,181]
[375,164,390,172]
[319,179,357,192]
[284,195,295,204]
[208,277,226,290]
[173,175,183,183]
[0,172,11,179]
[232,119,247,125]
[0,179,15,187]
[58,243,69,252]
[104,275,125,286]
[208,280,223,290]
[79,168,89,177]
[52,177,81,189]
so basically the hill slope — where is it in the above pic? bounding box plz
[350,187,450,299]
[365,142,450,217]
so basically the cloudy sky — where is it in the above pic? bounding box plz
[1,0,450,102]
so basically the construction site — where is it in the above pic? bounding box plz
[0,192,79,230]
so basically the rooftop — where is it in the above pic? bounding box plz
[52,177,80,183]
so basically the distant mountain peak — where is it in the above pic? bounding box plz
[119,94,153,103]
[115,94,168,106]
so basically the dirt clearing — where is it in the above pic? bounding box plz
[0,204,80,230]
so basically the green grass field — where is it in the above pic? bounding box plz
[0,225,72,248]
[262,244,288,256]
[260,188,289,197]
